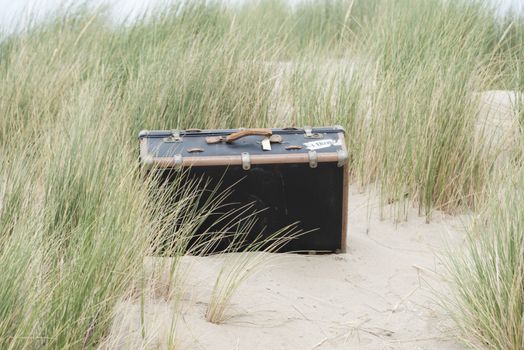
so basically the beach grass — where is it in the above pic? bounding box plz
[444,164,524,350]
[0,0,522,348]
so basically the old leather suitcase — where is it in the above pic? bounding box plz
[139,126,348,253]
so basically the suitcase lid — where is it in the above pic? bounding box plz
[139,126,347,169]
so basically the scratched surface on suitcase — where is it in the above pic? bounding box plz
[143,130,344,158]
[159,162,343,253]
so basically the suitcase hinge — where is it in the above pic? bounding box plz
[241,152,251,170]
[308,151,318,168]
[174,154,183,170]
[337,149,348,167]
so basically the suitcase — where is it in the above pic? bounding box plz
[139,126,348,254]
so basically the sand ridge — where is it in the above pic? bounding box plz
[105,186,468,350]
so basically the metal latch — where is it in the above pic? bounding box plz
[304,126,323,139]
[164,130,182,143]
[241,152,251,170]
[304,126,313,137]
[308,151,318,168]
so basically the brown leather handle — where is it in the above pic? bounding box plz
[225,128,272,143]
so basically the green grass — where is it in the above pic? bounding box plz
[0,0,523,348]
[444,164,524,350]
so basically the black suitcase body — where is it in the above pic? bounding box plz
[139,126,348,253]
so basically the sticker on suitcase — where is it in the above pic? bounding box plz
[303,138,342,150]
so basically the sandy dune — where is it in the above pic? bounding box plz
[476,90,522,158]
[105,186,469,350]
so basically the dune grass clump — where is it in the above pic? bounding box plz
[0,77,161,348]
[0,148,43,348]
[444,165,524,350]
[352,0,500,219]
[443,12,524,348]
[205,224,301,324]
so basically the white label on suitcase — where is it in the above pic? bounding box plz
[303,139,342,150]
[261,138,272,151]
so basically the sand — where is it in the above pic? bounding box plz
[104,185,469,350]
[476,90,522,151]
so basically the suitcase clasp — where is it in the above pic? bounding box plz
[164,130,182,143]
[304,126,323,139]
